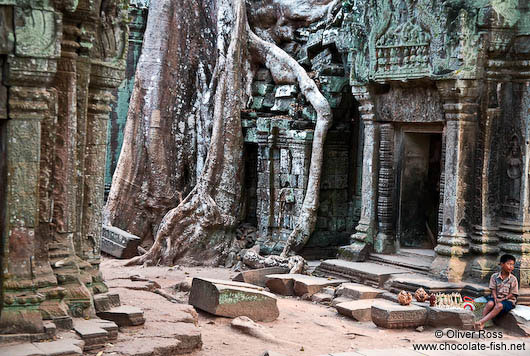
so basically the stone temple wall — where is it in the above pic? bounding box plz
[0,0,127,334]
[338,0,530,290]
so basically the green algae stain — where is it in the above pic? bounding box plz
[219,290,267,305]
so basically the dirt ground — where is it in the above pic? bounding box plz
[100,256,527,356]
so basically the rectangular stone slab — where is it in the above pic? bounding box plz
[425,306,474,330]
[265,274,347,296]
[335,300,376,321]
[232,267,289,287]
[335,283,385,300]
[96,306,145,326]
[371,300,427,329]
[189,278,279,322]
[494,305,530,336]
[101,225,141,259]
[316,260,408,287]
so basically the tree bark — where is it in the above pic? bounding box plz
[126,0,249,266]
[103,0,217,244]
[122,0,333,265]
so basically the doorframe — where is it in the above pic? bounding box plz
[393,123,444,250]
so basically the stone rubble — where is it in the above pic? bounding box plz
[189,278,280,321]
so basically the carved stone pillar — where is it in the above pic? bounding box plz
[0,3,62,332]
[76,1,128,294]
[47,21,94,318]
[339,85,379,261]
[375,123,395,253]
[431,80,479,281]
[470,82,501,281]
[497,81,530,290]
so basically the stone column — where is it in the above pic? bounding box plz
[0,4,61,332]
[339,85,379,261]
[46,20,94,318]
[76,2,128,294]
[375,123,395,253]
[431,79,479,281]
[470,82,501,281]
[497,81,530,290]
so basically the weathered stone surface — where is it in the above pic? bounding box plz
[316,260,408,287]
[371,300,427,329]
[232,267,289,287]
[96,305,145,326]
[189,278,279,321]
[425,306,474,330]
[265,274,347,296]
[331,296,352,307]
[101,225,142,259]
[72,319,108,350]
[335,283,385,300]
[93,294,111,312]
[336,300,375,321]
[33,339,83,356]
[312,293,333,304]
[0,343,44,356]
[494,305,530,336]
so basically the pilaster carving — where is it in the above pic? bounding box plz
[338,85,379,261]
[375,123,395,253]
[431,79,479,281]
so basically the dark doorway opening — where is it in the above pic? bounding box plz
[398,131,442,248]
[242,143,258,225]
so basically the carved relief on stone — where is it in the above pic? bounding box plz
[505,134,522,205]
[14,7,60,58]
[93,0,128,62]
[374,2,431,80]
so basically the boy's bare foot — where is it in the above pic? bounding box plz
[474,321,484,331]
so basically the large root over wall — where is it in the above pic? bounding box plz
[126,0,332,267]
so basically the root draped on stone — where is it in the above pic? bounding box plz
[125,0,332,266]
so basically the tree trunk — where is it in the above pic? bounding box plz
[122,0,334,266]
[126,0,250,266]
[103,0,217,244]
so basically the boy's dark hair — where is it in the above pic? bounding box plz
[500,254,516,264]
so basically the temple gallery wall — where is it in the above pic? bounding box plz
[1,0,529,335]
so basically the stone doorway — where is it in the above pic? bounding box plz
[397,130,442,249]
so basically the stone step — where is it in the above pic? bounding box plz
[370,299,427,329]
[0,339,83,356]
[386,274,489,298]
[72,319,109,351]
[265,274,348,296]
[189,278,279,321]
[335,283,385,300]
[335,299,375,321]
[96,305,145,327]
[398,248,436,259]
[369,253,432,273]
[315,259,409,288]
[424,305,474,330]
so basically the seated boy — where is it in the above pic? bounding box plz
[475,254,519,330]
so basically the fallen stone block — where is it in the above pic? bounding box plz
[189,278,279,321]
[336,300,375,322]
[93,294,111,312]
[426,306,474,330]
[335,283,385,300]
[316,259,408,287]
[494,305,530,336]
[101,225,141,259]
[232,267,289,287]
[96,305,145,326]
[312,293,333,304]
[371,300,427,329]
[231,316,277,342]
[265,274,296,295]
[73,319,108,350]
[265,274,347,296]
[293,275,348,296]
[331,296,351,307]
